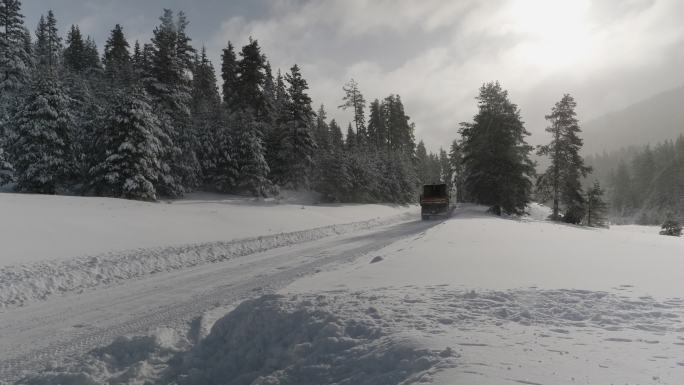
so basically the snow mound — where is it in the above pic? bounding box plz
[526,202,552,221]
[161,295,442,385]
[23,295,447,385]
[0,213,413,308]
[21,328,184,385]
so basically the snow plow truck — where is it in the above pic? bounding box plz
[420,183,454,220]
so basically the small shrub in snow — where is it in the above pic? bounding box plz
[660,219,682,237]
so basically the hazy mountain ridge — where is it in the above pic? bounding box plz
[582,85,684,155]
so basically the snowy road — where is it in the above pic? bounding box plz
[0,218,439,383]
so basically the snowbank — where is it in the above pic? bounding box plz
[525,202,552,221]
[0,192,416,266]
[22,295,450,385]
[0,210,415,308]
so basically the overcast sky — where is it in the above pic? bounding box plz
[23,0,684,151]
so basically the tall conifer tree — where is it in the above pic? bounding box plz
[89,87,165,200]
[460,82,534,215]
[537,94,591,223]
[339,78,366,142]
[13,75,75,193]
[103,24,131,84]
[148,9,199,196]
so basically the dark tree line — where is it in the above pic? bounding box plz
[0,1,617,221]
[0,2,432,203]
[586,135,684,224]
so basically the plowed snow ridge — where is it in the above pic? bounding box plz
[0,212,414,308]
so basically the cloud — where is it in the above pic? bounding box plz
[31,0,684,152]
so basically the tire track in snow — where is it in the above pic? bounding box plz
[0,219,440,383]
[0,211,416,308]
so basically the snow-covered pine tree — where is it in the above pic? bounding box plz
[415,140,430,185]
[272,64,316,190]
[389,95,415,154]
[63,25,87,73]
[191,47,236,190]
[428,152,442,184]
[103,24,132,84]
[339,78,366,144]
[460,81,535,215]
[0,0,32,156]
[262,61,277,128]
[62,69,99,188]
[89,87,165,200]
[13,74,75,193]
[223,39,275,196]
[147,9,199,196]
[83,36,102,72]
[265,68,288,175]
[274,69,288,116]
[131,40,143,79]
[314,118,352,202]
[34,10,61,71]
[393,152,418,203]
[235,38,267,120]
[310,103,329,195]
[536,94,591,223]
[345,148,377,202]
[233,111,273,197]
[449,139,464,202]
[439,148,451,187]
[220,41,239,111]
[211,121,238,193]
[329,118,344,151]
[62,23,104,184]
[367,99,384,150]
[0,0,32,100]
[585,180,609,227]
[376,150,416,204]
[345,123,356,152]
[313,104,330,151]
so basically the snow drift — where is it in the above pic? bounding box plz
[0,212,414,308]
[0,192,417,266]
[22,295,448,385]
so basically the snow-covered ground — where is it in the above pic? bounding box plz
[288,204,683,298]
[0,192,415,266]
[5,202,684,384]
[284,205,684,384]
[0,192,416,308]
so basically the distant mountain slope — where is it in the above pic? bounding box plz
[582,86,684,155]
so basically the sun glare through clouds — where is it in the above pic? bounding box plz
[508,0,593,71]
